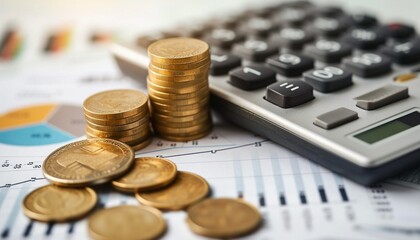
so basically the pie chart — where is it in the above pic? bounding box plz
[0,104,85,146]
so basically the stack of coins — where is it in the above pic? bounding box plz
[83,89,152,151]
[147,37,213,141]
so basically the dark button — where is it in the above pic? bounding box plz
[239,17,276,37]
[303,39,352,63]
[343,53,392,78]
[229,64,276,90]
[380,39,420,65]
[204,28,245,49]
[351,14,378,28]
[232,39,278,62]
[318,6,344,18]
[266,53,314,77]
[210,53,242,76]
[303,66,352,93]
[266,80,314,108]
[354,84,409,110]
[342,28,387,50]
[314,107,358,129]
[384,23,416,40]
[269,27,314,50]
[312,16,350,37]
[271,7,308,26]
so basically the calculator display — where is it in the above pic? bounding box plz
[354,111,420,144]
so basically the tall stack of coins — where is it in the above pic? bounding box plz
[147,38,212,141]
[83,89,152,151]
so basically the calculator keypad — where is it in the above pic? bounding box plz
[266,53,314,77]
[343,53,392,78]
[229,64,276,90]
[266,80,314,108]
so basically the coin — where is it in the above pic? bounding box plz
[186,198,261,238]
[86,130,149,143]
[112,157,177,192]
[86,123,150,138]
[157,127,212,142]
[153,120,211,134]
[152,110,210,123]
[83,89,148,119]
[135,171,209,210]
[147,78,209,94]
[150,99,208,112]
[22,185,97,222]
[149,63,209,76]
[147,85,210,100]
[151,106,204,117]
[148,75,207,88]
[148,37,209,64]
[88,205,166,240]
[131,136,153,151]
[152,115,210,128]
[149,93,208,106]
[84,111,147,125]
[148,68,209,82]
[151,57,210,70]
[86,116,149,132]
[42,138,134,186]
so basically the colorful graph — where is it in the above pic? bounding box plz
[0,104,85,146]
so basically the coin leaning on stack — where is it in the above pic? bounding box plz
[83,89,152,151]
[147,37,213,141]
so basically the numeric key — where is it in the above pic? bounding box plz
[210,53,242,76]
[343,53,392,77]
[303,66,352,93]
[232,39,278,62]
[303,39,352,63]
[343,28,387,50]
[205,28,245,49]
[269,27,314,50]
[266,53,314,77]
[380,39,420,65]
[229,64,276,90]
[265,80,314,108]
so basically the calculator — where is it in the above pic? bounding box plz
[111,1,420,185]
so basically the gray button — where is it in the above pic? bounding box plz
[354,84,409,110]
[314,107,358,129]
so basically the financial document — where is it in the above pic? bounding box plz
[1,51,420,240]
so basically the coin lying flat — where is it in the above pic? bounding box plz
[135,171,209,210]
[88,205,166,240]
[42,138,134,186]
[112,157,177,193]
[22,185,97,222]
[83,89,148,119]
[186,198,261,238]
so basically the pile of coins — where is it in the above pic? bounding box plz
[83,89,152,151]
[147,37,213,141]
[22,138,261,239]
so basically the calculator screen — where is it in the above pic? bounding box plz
[354,111,420,144]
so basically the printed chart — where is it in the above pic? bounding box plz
[0,104,85,146]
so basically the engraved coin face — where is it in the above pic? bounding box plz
[22,185,97,222]
[83,89,148,119]
[135,171,209,210]
[88,205,166,240]
[42,138,134,186]
[186,198,261,238]
[148,38,209,64]
[112,157,177,192]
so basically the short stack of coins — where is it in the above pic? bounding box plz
[83,89,152,151]
[147,37,213,141]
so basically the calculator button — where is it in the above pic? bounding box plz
[266,80,314,108]
[312,16,349,37]
[343,53,392,78]
[240,17,276,37]
[354,84,409,110]
[266,53,314,77]
[303,66,352,93]
[342,28,387,50]
[271,7,308,26]
[318,6,344,18]
[210,53,242,76]
[232,39,278,62]
[380,39,420,65]
[229,64,276,90]
[314,107,358,129]
[303,39,352,63]
[205,28,245,49]
[351,14,378,28]
[269,27,314,50]
[385,23,416,40]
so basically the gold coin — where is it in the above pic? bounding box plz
[135,171,209,210]
[112,157,177,192]
[186,198,261,238]
[86,128,150,143]
[86,116,149,132]
[150,99,208,112]
[149,92,208,106]
[151,106,205,117]
[148,78,208,94]
[148,69,208,82]
[42,138,134,186]
[153,119,211,134]
[147,85,209,100]
[123,131,152,145]
[152,110,210,123]
[84,110,148,125]
[148,75,207,88]
[151,57,210,70]
[83,89,148,119]
[149,62,209,76]
[88,205,166,240]
[22,185,97,222]
[148,37,209,64]
[152,115,210,128]
[86,123,150,138]
[157,126,212,142]
[130,136,153,152]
